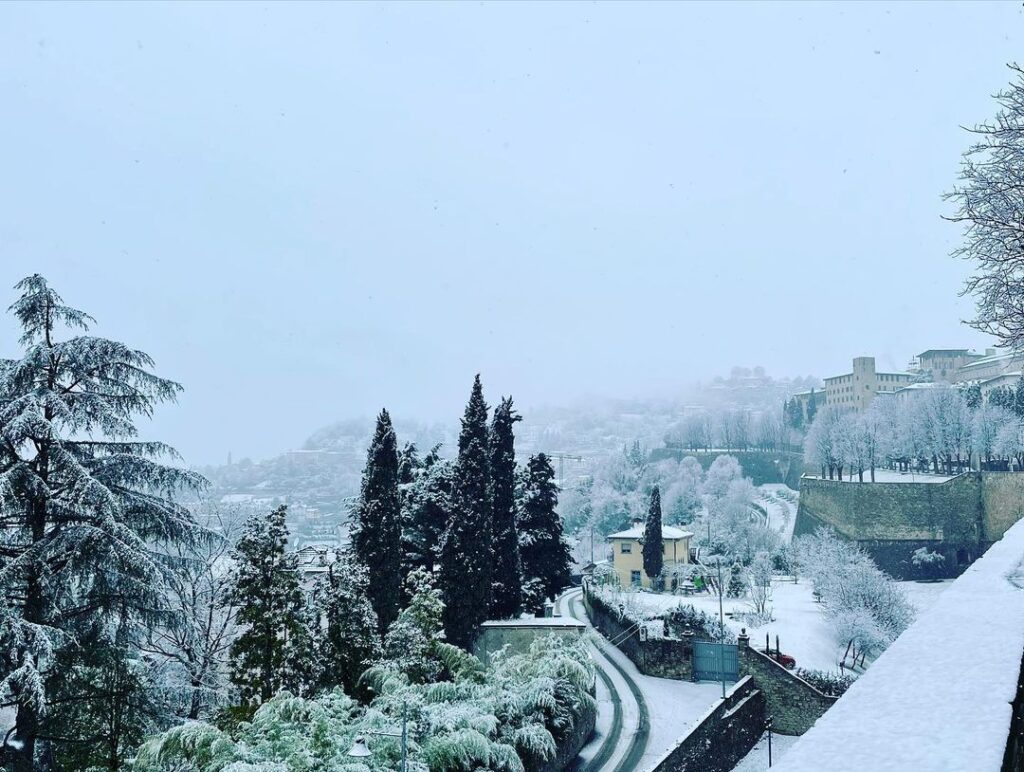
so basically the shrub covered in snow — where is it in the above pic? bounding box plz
[794,529,914,668]
[793,668,855,698]
[132,636,595,772]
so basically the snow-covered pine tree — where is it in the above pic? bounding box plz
[379,568,447,683]
[0,275,207,772]
[315,555,381,696]
[489,396,523,619]
[726,561,746,598]
[401,457,454,580]
[518,453,572,616]
[227,505,313,707]
[352,410,402,633]
[642,486,664,586]
[439,375,493,648]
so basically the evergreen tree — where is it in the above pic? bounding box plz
[439,375,493,648]
[380,568,447,684]
[316,556,381,696]
[352,410,403,633]
[227,506,312,707]
[726,561,746,598]
[642,486,664,585]
[398,441,420,486]
[519,454,572,615]
[489,396,523,619]
[1015,375,1024,417]
[807,388,818,423]
[0,275,206,771]
[964,381,983,410]
[401,457,455,579]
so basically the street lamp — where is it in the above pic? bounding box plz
[347,703,408,772]
[766,716,774,767]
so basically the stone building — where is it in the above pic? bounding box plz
[823,357,915,411]
[953,348,1024,382]
[906,348,986,382]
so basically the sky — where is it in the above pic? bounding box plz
[0,1,1021,464]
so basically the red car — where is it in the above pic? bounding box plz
[770,652,796,669]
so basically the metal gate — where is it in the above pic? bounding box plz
[692,641,739,682]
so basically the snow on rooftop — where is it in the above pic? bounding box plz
[773,518,1024,772]
[607,525,694,540]
[480,616,586,628]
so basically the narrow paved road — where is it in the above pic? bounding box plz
[556,587,650,772]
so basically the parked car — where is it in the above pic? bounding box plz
[770,651,796,669]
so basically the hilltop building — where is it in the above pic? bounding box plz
[823,357,915,411]
[607,523,692,588]
[953,348,1024,383]
[907,348,987,382]
[788,388,827,423]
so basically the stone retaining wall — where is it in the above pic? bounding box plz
[648,677,765,772]
[737,634,836,735]
[531,696,597,772]
[583,588,694,680]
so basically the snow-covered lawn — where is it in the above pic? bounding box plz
[620,579,841,674]
[804,469,955,484]
[896,578,953,615]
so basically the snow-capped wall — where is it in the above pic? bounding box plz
[773,516,1024,772]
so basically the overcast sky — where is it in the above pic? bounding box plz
[1,2,1021,464]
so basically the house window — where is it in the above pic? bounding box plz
[620,542,632,554]
[631,570,642,586]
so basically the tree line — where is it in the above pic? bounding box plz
[804,378,1024,482]
[0,277,573,771]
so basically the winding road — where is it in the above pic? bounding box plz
[556,587,650,772]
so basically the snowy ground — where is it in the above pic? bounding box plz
[731,730,800,772]
[804,469,955,484]
[606,575,951,676]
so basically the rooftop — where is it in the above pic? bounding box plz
[607,525,694,540]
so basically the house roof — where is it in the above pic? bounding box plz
[607,525,694,540]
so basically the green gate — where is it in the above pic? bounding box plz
[692,641,739,682]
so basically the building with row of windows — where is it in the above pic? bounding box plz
[794,348,1023,415]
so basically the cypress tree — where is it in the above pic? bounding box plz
[643,486,664,585]
[807,388,818,423]
[0,275,206,769]
[316,555,381,697]
[227,505,313,706]
[439,375,493,648]
[352,409,403,634]
[489,396,523,619]
[519,453,572,615]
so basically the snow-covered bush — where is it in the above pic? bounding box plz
[793,668,855,697]
[133,637,595,772]
[662,604,736,644]
[911,547,946,580]
[795,529,915,667]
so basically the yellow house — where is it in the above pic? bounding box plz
[607,524,693,589]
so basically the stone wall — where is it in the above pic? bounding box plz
[795,472,1024,579]
[736,634,836,735]
[795,474,985,579]
[530,697,597,772]
[647,677,766,772]
[583,588,694,680]
[980,472,1024,543]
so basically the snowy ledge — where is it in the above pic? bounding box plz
[772,517,1024,772]
[479,617,587,628]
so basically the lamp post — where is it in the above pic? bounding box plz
[766,715,774,767]
[716,557,726,699]
[348,703,408,772]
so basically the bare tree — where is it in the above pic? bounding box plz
[143,509,241,720]
[946,63,1024,350]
